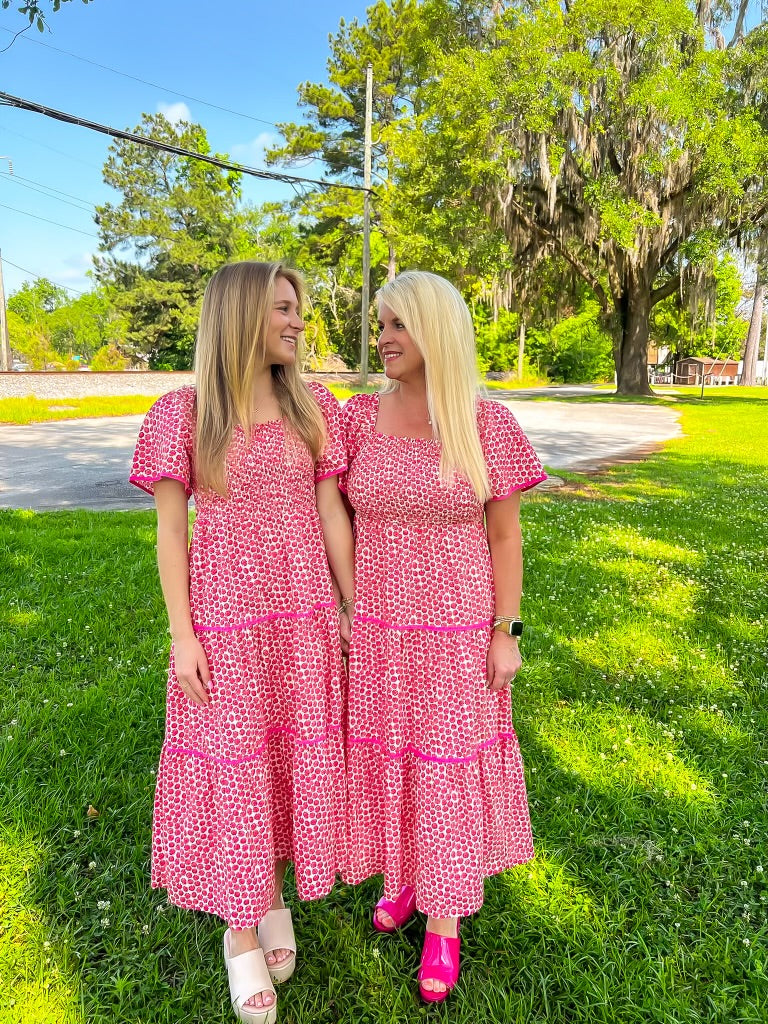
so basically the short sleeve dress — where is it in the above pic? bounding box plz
[340,392,546,918]
[130,382,347,929]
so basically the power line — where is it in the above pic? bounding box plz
[0,26,282,129]
[0,171,94,212]
[0,124,96,169]
[0,200,98,238]
[0,90,371,194]
[1,255,87,296]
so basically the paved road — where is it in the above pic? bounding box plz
[0,398,682,511]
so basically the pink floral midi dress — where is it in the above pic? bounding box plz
[130,382,347,929]
[340,392,546,918]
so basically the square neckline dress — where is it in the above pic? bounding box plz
[340,392,546,917]
[130,381,347,928]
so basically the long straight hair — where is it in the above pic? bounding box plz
[377,270,490,502]
[194,261,325,494]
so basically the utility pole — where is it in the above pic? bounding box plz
[359,62,373,386]
[0,158,14,372]
[0,251,9,372]
[517,317,525,382]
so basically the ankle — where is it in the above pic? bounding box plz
[426,916,459,938]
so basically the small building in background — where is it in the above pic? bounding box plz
[674,357,740,385]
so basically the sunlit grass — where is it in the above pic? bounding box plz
[0,395,766,1021]
[0,396,159,425]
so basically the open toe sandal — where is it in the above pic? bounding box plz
[223,928,278,1024]
[257,907,297,984]
[373,884,416,933]
[417,923,460,1004]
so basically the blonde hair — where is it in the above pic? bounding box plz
[377,271,490,502]
[194,261,325,494]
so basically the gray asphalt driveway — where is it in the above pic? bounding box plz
[0,398,682,511]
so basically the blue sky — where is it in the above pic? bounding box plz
[0,0,371,296]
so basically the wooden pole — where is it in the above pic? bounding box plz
[517,317,525,382]
[0,251,11,373]
[360,62,373,386]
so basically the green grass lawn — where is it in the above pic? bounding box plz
[0,396,160,425]
[1,394,766,1023]
[0,387,373,424]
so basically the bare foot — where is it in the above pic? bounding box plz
[420,917,459,995]
[374,907,396,929]
[228,927,275,1010]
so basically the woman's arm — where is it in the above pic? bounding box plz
[485,491,523,692]
[154,478,210,706]
[316,476,355,651]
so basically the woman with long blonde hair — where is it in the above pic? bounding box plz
[130,261,354,1024]
[340,271,546,1003]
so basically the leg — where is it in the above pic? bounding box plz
[263,859,293,969]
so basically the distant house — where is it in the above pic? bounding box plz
[675,357,740,385]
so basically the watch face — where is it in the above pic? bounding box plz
[510,620,524,637]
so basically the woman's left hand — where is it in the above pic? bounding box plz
[339,608,352,654]
[486,631,522,691]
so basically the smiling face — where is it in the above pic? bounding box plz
[377,302,425,382]
[264,275,304,366]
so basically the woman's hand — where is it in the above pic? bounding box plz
[486,631,522,691]
[339,608,352,655]
[173,636,211,706]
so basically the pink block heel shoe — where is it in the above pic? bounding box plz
[372,884,416,932]
[417,923,460,1003]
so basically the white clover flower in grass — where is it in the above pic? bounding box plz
[100,917,110,927]
[97,900,110,911]
[73,830,80,838]
[756,866,764,874]
[88,861,96,870]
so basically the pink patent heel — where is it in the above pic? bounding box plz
[372,884,416,932]
[417,921,460,1003]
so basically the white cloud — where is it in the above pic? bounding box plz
[231,132,279,166]
[157,101,192,125]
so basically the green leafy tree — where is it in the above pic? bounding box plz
[95,114,252,369]
[6,308,59,369]
[7,277,67,324]
[48,291,126,362]
[90,343,128,371]
[393,0,768,393]
[1,0,91,34]
[651,253,748,363]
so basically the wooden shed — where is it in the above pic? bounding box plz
[675,358,740,385]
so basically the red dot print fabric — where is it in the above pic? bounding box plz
[130,382,347,929]
[340,392,546,918]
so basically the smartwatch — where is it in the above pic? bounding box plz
[493,617,524,637]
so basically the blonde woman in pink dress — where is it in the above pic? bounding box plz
[341,271,546,1003]
[130,261,354,1024]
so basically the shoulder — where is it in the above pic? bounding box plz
[142,385,196,430]
[476,397,520,435]
[150,385,196,416]
[342,390,377,424]
[305,380,339,410]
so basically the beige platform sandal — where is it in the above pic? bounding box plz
[257,907,297,984]
[223,929,277,1024]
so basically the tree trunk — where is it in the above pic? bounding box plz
[615,278,653,396]
[741,277,764,387]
